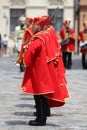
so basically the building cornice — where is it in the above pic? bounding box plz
[26,6,47,9]
[3,6,9,9]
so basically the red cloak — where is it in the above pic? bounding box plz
[21,29,70,107]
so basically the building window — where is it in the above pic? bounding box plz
[10,9,25,34]
[48,9,63,33]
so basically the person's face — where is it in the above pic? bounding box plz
[32,24,41,33]
[65,22,70,28]
[43,25,48,31]
[20,20,25,25]
[26,20,31,27]
[84,24,87,30]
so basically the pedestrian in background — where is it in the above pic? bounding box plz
[2,34,8,56]
[0,33,2,57]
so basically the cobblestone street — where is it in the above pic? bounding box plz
[0,54,87,130]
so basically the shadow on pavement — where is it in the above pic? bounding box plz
[12,76,23,79]
[5,120,26,125]
[50,113,63,117]
[72,58,82,70]
[20,97,34,100]
[13,111,34,116]
[14,103,34,108]
[5,120,59,127]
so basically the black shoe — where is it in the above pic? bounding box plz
[28,119,46,126]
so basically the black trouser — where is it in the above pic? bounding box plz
[34,95,49,123]
[82,54,87,69]
[20,64,25,72]
[62,52,72,69]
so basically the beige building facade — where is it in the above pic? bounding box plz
[0,0,75,37]
[74,0,87,53]
[79,0,87,31]
[0,0,75,50]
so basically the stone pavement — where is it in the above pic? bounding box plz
[0,54,87,130]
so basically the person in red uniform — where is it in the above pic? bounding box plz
[60,19,76,69]
[21,17,70,126]
[78,20,87,69]
[16,17,33,71]
[40,17,69,107]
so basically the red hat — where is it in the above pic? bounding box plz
[44,17,52,26]
[33,17,41,24]
[83,20,87,26]
[39,16,52,26]
[39,17,47,26]
[64,18,71,25]
[42,15,48,20]
[26,17,33,23]
[33,16,52,27]
[33,17,45,26]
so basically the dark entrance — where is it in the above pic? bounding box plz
[10,9,25,34]
[48,9,63,33]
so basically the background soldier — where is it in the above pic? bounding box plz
[60,19,76,69]
[15,17,33,67]
[14,15,26,72]
[78,20,87,69]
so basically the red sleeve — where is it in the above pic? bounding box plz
[26,31,32,40]
[23,38,42,66]
[19,43,25,57]
[69,29,76,41]
[19,29,32,57]
[59,29,62,35]
[78,31,83,44]
[59,28,65,39]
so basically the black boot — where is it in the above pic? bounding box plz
[33,95,50,117]
[29,95,47,126]
[29,118,46,126]
[33,107,51,117]
[47,107,51,117]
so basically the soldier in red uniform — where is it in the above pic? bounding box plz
[16,17,33,71]
[78,21,87,69]
[60,19,76,69]
[21,17,70,126]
